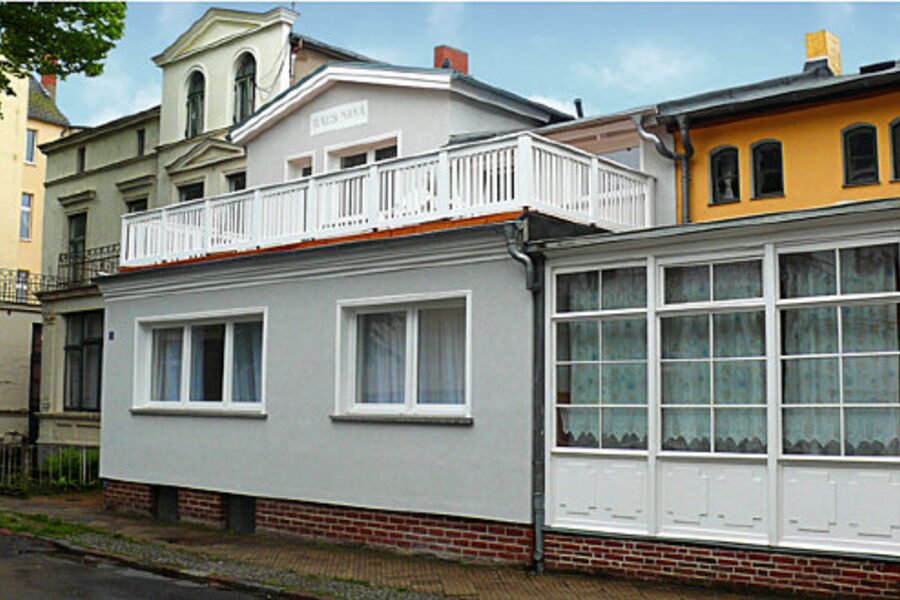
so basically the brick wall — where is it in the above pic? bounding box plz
[544,532,900,599]
[177,488,226,527]
[103,480,154,516]
[255,497,533,564]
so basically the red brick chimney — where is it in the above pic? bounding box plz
[434,45,468,75]
[41,73,57,100]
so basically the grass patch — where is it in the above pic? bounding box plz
[0,511,105,539]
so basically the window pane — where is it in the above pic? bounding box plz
[602,363,646,405]
[753,142,783,197]
[602,407,647,450]
[714,360,765,405]
[340,152,367,169]
[66,314,83,345]
[664,265,709,304]
[782,307,838,354]
[845,126,878,184]
[661,315,709,359]
[64,348,83,409]
[841,304,898,353]
[374,145,398,161]
[232,321,263,403]
[357,312,406,404]
[840,244,900,294]
[84,312,103,339]
[556,364,599,405]
[894,122,900,180]
[715,408,766,453]
[601,318,646,360]
[417,307,466,405]
[713,260,762,300]
[662,408,710,451]
[711,149,740,203]
[556,321,598,361]
[779,251,836,298]
[713,311,765,357]
[82,343,101,411]
[843,356,900,404]
[190,324,225,402]
[557,271,598,312]
[601,267,646,309]
[556,407,599,448]
[782,358,839,405]
[661,362,709,405]
[152,328,183,402]
[845,408,900,456]
[783,408,840,455]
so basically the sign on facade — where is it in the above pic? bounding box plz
[310,101,368,136]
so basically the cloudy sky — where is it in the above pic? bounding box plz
[56,2,900,126]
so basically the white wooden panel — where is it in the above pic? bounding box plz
[550,456,649,533]
[659,460,768,541]
[781,464,900,554]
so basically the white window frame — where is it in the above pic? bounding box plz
[24,128,36,164]
[134,308,267,414]
[19,192,33,240]
[284,151,315,181]
[324,131,402,173]
[335,291,471,417]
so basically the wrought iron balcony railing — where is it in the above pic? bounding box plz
[56,244,120,290]
[0,269,56,306]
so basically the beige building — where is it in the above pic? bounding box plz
[38,7,371,446]
[0,74,68,441]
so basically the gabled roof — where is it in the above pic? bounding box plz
[291,33,375,63]
[27,75,68,127]
[153,7,297,67]
[165,138,244,175]
[39,105,159,153]
[231,62,573,145]
[656,61,900,126]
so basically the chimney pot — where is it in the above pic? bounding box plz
[434,45,468,75]
[41,73,57,100]
[805,30,841,76]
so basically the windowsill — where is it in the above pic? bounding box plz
[842,180,880,188]
[330,413,473,426]
[707,198,740,207]
[57,411,101,420]
[24,161,36,167]
[750,193,785,201]
[130,407,267,419]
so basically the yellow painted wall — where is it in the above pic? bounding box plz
[676,89,900,223]
[20,116,64,274]
[0,76,28,273]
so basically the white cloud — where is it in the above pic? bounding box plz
[78,68,160,126]
[527,94,576,117]
[426,3,466,42]
[570,42,707,94]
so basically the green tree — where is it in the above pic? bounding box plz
[0,2,126,97]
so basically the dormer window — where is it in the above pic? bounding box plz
[186,71,205,138]
[751,140,784,198]
[710,146,740,204]
[842,123,878,186]
[234,53,256,123]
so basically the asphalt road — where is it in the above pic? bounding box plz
[0,534,264,599]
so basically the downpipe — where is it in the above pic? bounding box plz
[633,114,695,224]
[504,221,546,573]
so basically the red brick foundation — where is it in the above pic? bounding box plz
[103,480,154,515]
[255,497,533,563]
[543,531,900,599]
[177,488,226,527]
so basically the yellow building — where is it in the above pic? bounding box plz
[642,31,900,224]
[0,74,67,441]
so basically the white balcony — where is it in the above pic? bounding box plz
[120,133,655,268]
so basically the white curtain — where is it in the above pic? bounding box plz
[357,312,406,404]
[417,307,465,404]
[152,328,182,402]
[232,321,262,403]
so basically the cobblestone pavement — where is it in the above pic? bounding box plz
[0,493,776,599]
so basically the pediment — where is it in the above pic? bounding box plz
[166,139,245,175]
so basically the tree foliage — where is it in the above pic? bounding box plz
[0,2,126,97]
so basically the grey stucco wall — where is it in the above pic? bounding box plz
[100,230,534,524]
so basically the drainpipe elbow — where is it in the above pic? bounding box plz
[632,114,676,161]
[504,222,539,292]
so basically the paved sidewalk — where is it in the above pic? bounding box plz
[0,493,771,599]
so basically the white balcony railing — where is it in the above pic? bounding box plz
[120,133,655,268]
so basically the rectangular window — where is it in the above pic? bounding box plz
[660,259,767,454]
[340,296,468,415]
[24,128,36,163]
[64,311,104,412]
[555,267,648,450]
[66,213,87,283]
[779,243,900,457]
[226,172,246,192]
[146,316,264,409]
[76,146,86,173]
[15,270,29,303]
[136,128,146,157]
[19,193,33,240]
[126,198,148,213]
[286,156,312,180]
[374,145,398,162]
[340,152,368,170]
[177,182,204,203]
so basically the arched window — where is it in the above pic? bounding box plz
[710,146,740,204]
[234,53,256,123]
[843,123,878,185]
[891,119,900,180]
[751,140,784,198]
[186,71,205,138]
